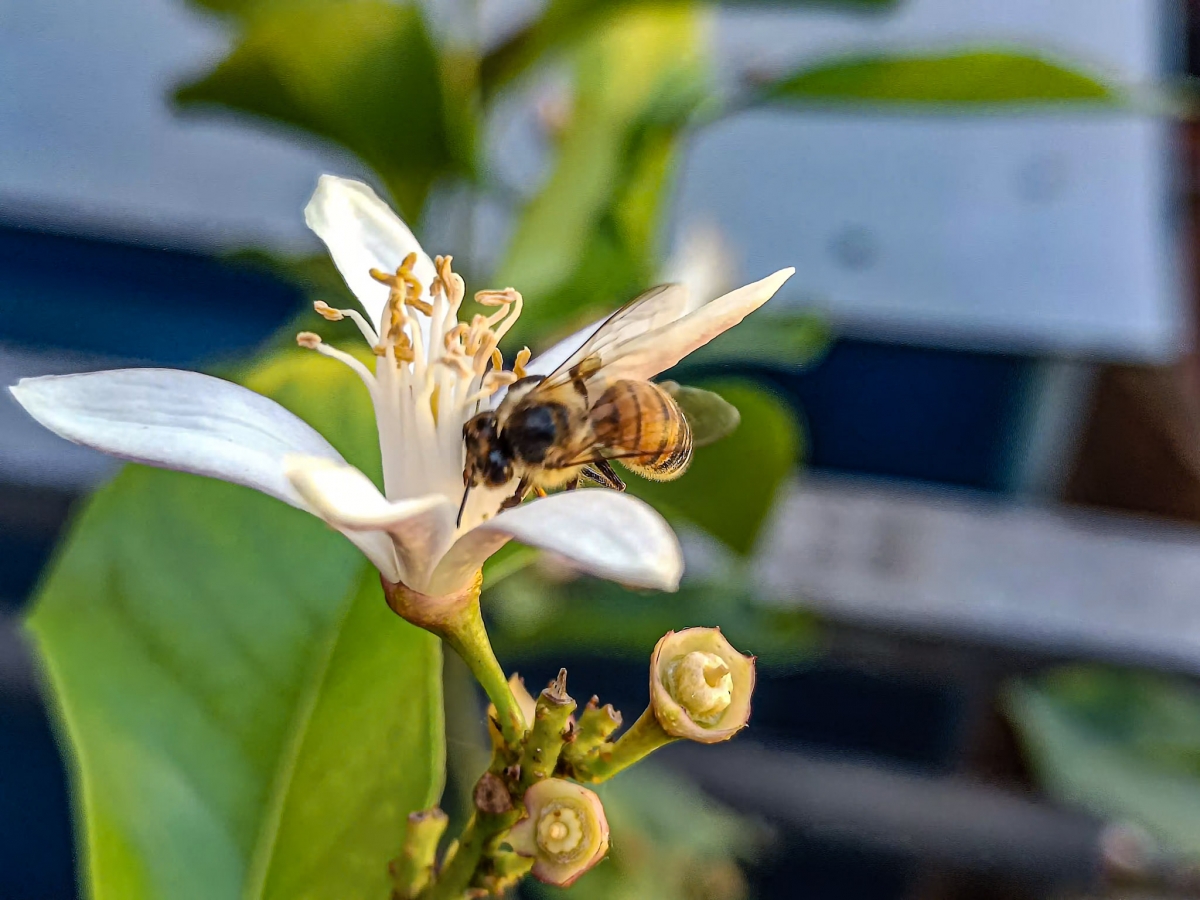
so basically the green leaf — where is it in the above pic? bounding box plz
[175,0,456,220]
[250,572,443,899]
[628,379,801,555]
[683,312,830,369]
[480,0,898,96]
[488,569,817,668]
[27,351,444,900]
[767,49,1118,107]
[1006,667,1200,859]
[497,6,710,346]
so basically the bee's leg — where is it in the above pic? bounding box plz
[584,460,626,492]
[534,486,548,498]
[500,475,531,511]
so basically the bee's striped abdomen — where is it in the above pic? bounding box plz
[590,380,692,481]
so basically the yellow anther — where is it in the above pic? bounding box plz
[444,323,469,349]
[514,347,532,379]
[313,300,344,322]
[475,287,520,308]
[473,332,499,374]
[490,347,504,372]
[406,297,435,316]
[296,331,322,349]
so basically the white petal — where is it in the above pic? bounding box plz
[285,456,455,590]
[304,175,436,332]
[340,530,404,585]
[284,456,449,530]
[10,369,344,509]
[426,490,683,596]
[604,268,795,382]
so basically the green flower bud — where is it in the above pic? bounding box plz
[650,627,755,743]
[508,779,609,887]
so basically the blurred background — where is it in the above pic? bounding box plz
[7,0,1200,898]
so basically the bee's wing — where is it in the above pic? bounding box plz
[659,382,741,448]
[536,284,690,396]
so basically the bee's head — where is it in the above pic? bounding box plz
[462,412,513,488]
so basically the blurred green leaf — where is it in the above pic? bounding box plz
[767,49,1118,106]
[481,0,622,98]
[497,6,710,345]
[185,0,260,15]
[27,351,444,900]
[630,379,801,555]
[684,311,830,369]
[481,0,898,96]
[1006,667,1200,859]
[489,570,817,668]
[175,0,456,220]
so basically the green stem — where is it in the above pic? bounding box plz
[518,669,577,790]
[573,706,676,783]
[421,809,520,900]
[382,573,526,749]
[390,809,449,899]
[439,598,525,747]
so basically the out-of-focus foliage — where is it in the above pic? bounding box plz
[488,570,816,667]
[497,6,709,345]
[176,0,461,220]
[1006,667,1200,859]
[27,352,444,900]
[685,312,830,369]
[525,764,765,900]
[766,49,1117,106]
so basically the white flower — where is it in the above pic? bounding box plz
[10,176,793,597]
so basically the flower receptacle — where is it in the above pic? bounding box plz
[508,779,610,887]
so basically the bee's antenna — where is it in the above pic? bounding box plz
[456,485,471,528]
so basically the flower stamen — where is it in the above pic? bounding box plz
[313,301,379,345]
[513,347,532,379]
[295,331,378,391]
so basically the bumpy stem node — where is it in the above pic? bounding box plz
[560,696,622,773]
[518,669,577,790]
[570,706,676,783]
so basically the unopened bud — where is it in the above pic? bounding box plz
[650,628,755,743]
[508,779,609,887]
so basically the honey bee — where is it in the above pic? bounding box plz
[460,284,703,523]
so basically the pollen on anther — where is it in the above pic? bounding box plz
[313,301,344,322]
[475,287,519,307]
[514,347,532,379]
[296,331,322,349]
